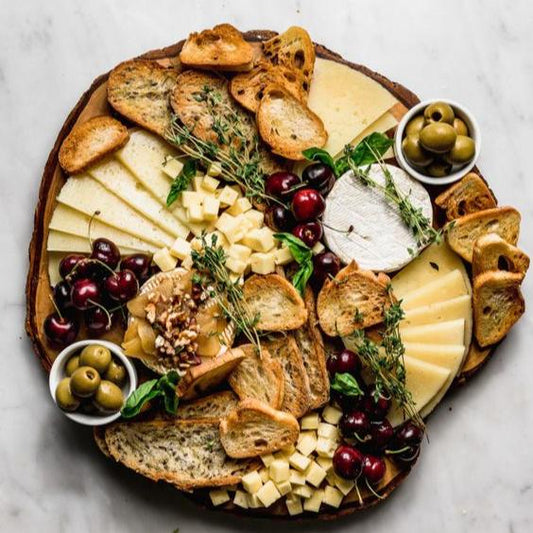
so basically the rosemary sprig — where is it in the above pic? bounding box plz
[190,233,262,351]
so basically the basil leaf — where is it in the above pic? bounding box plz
[349,132,394,167]
[121,379,159,418]
[330,372,364,397]
[273,233,314,295]
[166,159,197,207]
[292,260,314,295]
[301,147,338,176]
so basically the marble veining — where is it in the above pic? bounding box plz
[1,0,532,531]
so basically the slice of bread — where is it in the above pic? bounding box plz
[317,262,390,337]
[257,85,328,160]
[473,271,525,347]
[107,60,179,136]
[472,233,530,277]
[229,61,305,112]
[219,399,300,458]
[228,344,285,409]
[446,207,521,262]
[58,116,129,174]
[243,273,307,331]
[435,173,497,220]
[176,349,245,400]
[176,391,240,420]
[262,26,315,96]
[262,335,310,418]
[93,427,111,458]
[293,287,329,410]
[179,24,254,72]
[105,419,259,491]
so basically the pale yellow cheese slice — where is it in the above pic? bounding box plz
[400,319,465,345]
[404,343,465,369]
[88,159,189,238]
[307,58,398,157]
[347,111,398,152]
[47,252,63,286]
[47,230,141,255]
[56,175,174,248]
[49,204,159,253]
[402,295,471,328]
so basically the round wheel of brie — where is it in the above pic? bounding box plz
[322,164,433,272]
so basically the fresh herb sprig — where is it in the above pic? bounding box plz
[166,159,197,207]
[273,233,314,295]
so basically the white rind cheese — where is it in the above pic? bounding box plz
[322,164,433,272]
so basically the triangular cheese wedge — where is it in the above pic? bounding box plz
[404,343,465,370]
[400,319,465,345]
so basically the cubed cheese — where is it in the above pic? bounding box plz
[209,489,230,506]
[250,252,276,275]
[247,493,263,508]
[303,489,324,512]
[260,453,275,467]
[305,461,327,488]
[333,473,355,495]
[228,243,252,262]
[202,175,220,192]
[300,413,320,430]
[227,196,253,216]
[161,155,183,179]
[153,247,177,272]
[215,213,242,243]
[322,405,343,425]
[182,254,193,270]
[276,480,292,496]
[241,471,263,494]
[280,444,296,457]
[289,470,307,486]
[285,495,304,516]
[326,470,337,486]
[297,432,317,457]
[202,196,220,221]
[256,480,281,508]
[274,246,293,266]
[218,186,240,207]
[242,227,276,252]
[323,486,343,508]
[187,203,204,223]
[316,457,333,472]
[258,468,270,483]
[233,490,249,509]
[269,459,290,483]
[243,209,264,229]
[192,175,205,191]
[207,161,222,177]
[181,190,203,209]
[316,437,336,458]
[292,485,313,499]
[170,237,191,260]
[226,256,247,275]
[318,422,339,440]
[289,452,311,472]
[312,241,326,255]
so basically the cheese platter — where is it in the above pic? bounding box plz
[25,25,528,520]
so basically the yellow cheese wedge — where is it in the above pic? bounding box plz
[404,342,465,369]
[400,269,467,310]
[47,252,63,286]
[49,204,159,253]
[402,295,471,328]
[47,230,141,255]
[400,319,465,345]
[56,174,174,247]
[88,159,189,238]
[307,58,398,157]
[347,111,398,152]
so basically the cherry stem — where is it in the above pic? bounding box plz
[365,478,385,500]
[91,258,117,277]
[48,294,64,321]
[354,481,363,506]
[322,221,354,235]
[385,446,412,456]
[87,210,101,249]
[87,299,113,330]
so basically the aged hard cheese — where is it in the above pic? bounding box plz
[404,343,465,369]
[47,230,140,255]
[322,164,433,271]
[400,319,465,345]
[307,58,398,156]
[348,111,398,152]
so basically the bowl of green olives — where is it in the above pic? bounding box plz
[394,99,480,185]
[48,340,137,426]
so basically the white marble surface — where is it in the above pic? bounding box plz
[1,0,532,531]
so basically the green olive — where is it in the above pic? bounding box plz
[79,345,112,374]
[65,355,80,377]
[405,115,426,137]
[70,366,101,398]
[402,134,434,167]
[424,101,455,125]
[426,159,452,178]
[94,380,124,413]
[104,359,127,387]
[79,400,98,415]
[419,123,457,153]
[445,135,476,165]
[452,117,469,136]
[55,378,80,412]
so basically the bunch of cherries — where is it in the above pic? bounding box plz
[44,238,153,347]
[263,163,342,288]
[328,349,424,489]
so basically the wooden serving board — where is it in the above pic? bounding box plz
[25,29,498,520]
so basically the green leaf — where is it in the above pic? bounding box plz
[349,132,394,167]
[292,260,314,295]
[301,147,338,176]
[166,159,197,207]
[273,233,314,295]
[330,373,364,397]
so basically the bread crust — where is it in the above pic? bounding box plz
[472,233,530,277]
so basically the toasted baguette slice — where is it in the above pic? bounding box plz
[435,173,497,220]
[262,335,310,418]
[105,419,259,491]
[229,61,305,112]
[257,85,327,160]
[473,271,525,347]
[107,60,178,137]
[179,24,254,72]
[317,262,390,337]
[58,116,129,174]
[472,233,530,277]
[219,399,300,458]
[243,273,307,331]
[176,349,245,400]
[175,391,240,420]
[446,207,521,262]
[293,287,329,410]
[93,427,111,458]
[262,26,315,95]
[228,344,284,409]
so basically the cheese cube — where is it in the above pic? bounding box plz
[170,237,191,260]
[229,272,244,284]
[241,471,263,494]
[274,246,293,266]
[209,489,230,506]
[227,196,253,216]
[326,470,337,486]
[322,405,343,425]
[247,493,263,508]
[285,495,303,516]
[181,190,202,209]
[333,473,355,495]
[243,209,264,229]
[318,422,339,440]
[192,175,205,191]
[300,413,320,430]
[258,468,270,483]
[233,490,249,509]
[226,256,247,275]
[204,230,229,250]
[187,203,204,223]
[218,186,240,207]
[316,437,336,458]
[182,254,193,270]
[323,486,343,508]
[279,444,296,457]
[242,227,276,252]
[303,489,324,512]
[202,196,220,221]
[289,451,311,472]
[269,459,290,483]
[289,470,307,486]
[305,461,327,488]
[260,453,275,467]
[312,241,326,255]
[276,480,292,496]
[161,155,183,179]
[292,485,313,499]
[202,175,220,192]
[256,480,281,508]
[215,213,241,242]
[250,252,276,275]
[207,161,222,177]
[153,247,178,272]
[228,243,252,262]
[316,457,333,472]
[297,432,317,456]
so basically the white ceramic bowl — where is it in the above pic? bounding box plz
[394,99,481,186]
[49,339,137,426]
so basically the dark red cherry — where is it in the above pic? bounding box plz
[395,422,423,448]
[395,445,421,465]
[53,280,72,310]
[265,206,296,232]
[104,270,139,303]
[333,445,364,480]
[311,252,341,287]
[363,386,392,421]
[302,163,336,196]
[327,349,361,377]
[120,254,152,283]
[71,278,101,311]
[91,238,120,270]
[265,172,301,200]
[370,419,394,451]
[85,307,113,337]
[59,254,88,279]
[291,189,326,221]
[363,455,386,485]
[44,312,79,347]
[340,410,370,440]
[292,221,323,248]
